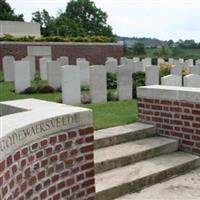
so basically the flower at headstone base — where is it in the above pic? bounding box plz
[159,63,172,77]
[81,95,91,104]
[182,67,189,77]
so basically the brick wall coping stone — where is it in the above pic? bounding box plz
[137,85,200,103]
[0,41,123,46]
[0,98,92,159]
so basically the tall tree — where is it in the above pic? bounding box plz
[54,13,85,36]
[64,0,113,36]
[32,10,55,36]
[32,0,113,37]
[133,42,146,55]
[0,0,24,21]
[167,39,174,48]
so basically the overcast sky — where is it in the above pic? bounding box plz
[7,0,200,42]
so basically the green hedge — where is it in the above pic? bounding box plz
[0,34,116,43]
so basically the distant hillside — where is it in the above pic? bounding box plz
[118,36,167,48]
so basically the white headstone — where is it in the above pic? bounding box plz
[14,61,31,93]
[117,65,132,101]
[2,56,15,81]
[126,59,135,73]
[133,57,140,62]
[77,59,90,86]
[179,58,184,64]
[173,60,181,67]
[145,65,159,86]
[195,59,200,66]
[105,58,118,73]
[189,66,200,75]
[187,59,194,67]
[61,65,81,106]
[76,58,86,64]
[184,74,200,88]
[144,57,152,65]
[171,65,183,76]
[39,57,51,80]
[47,61,61,89]
[90,65,107,103]
[157,58,165,66]
[22,56,36,80]
[57,56,69,66]
[120,57,127,65]
[168,58,174,65]
[133,61,143,73]
[161,75,182,86]
[142,58,152,72]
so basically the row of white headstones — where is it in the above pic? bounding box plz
[138,58,200,87]
[2,56,132,105]
[121,57,200,88]
[2,56,200,106]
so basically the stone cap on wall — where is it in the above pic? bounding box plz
[137,85,200,103]
[0,98,92,159]
[0,41,123,46]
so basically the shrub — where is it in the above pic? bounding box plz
[56,87,62,92]
[38,85,55,93]
[81,85,90,91]
[107,73,117,89]
[0,34,116,43]
[22,87,37,94]
[133,42,146,55]
[21,85,55,94]
[132,72,145,98]
[107,90,118,101]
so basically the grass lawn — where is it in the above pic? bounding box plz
[0,71,138,130]
[84,100,138,130]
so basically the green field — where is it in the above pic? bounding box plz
[146,48,200,59]
[0,71,138,130]
[126,48,200,60]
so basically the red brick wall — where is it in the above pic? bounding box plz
[0,42,123,70]
[0,127,95,200]
[138,98,200,155]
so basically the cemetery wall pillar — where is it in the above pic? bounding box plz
[137,85,200,155]
[0,99,95,200]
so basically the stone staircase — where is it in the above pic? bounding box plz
[94,122,200,200]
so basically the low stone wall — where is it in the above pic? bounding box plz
[0,42,123,69]
[0,21,41,37]
[137,85,200,155]
[0,99,95,199]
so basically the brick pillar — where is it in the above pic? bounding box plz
[137,85,200,155]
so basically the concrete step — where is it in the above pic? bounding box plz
[94,122,156,149]
[94,136,178,174]
[95,152,200,200]
[115,167,200,200]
